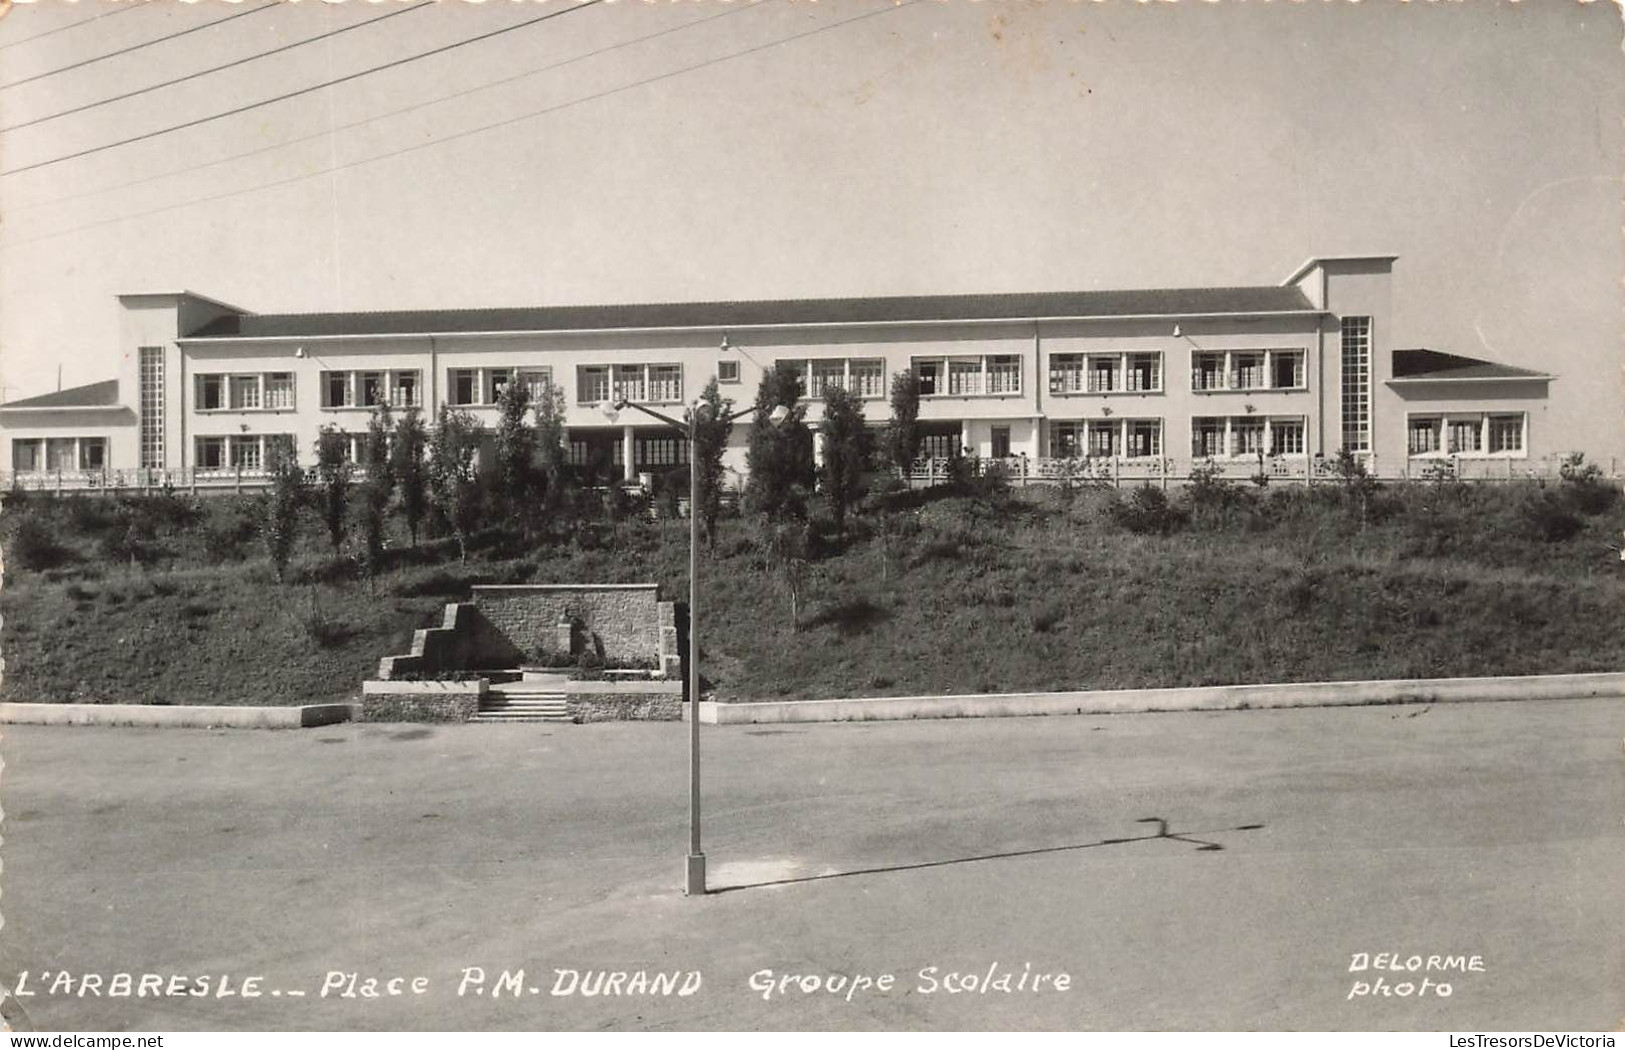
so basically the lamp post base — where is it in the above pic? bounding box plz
[684,853,707,896]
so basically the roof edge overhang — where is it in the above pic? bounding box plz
[1386,373,1553,385]
[118,290,253,315]
[177,308,1330,345]
[1282,254,1401,286]
[0,404,131,413]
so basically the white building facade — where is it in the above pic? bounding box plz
[0,255,1563,489]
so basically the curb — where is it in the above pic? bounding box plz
[697,671,1625,725]
[0,703,356,729]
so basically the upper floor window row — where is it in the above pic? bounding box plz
[1190,349,1306,393]
[1050,352,1162,395]
[196,372,295,411]
[447,367,553,407]
[915,355,1022,398]
[782,358,888,400]
[576,363,682,406]
[322,370,421,410]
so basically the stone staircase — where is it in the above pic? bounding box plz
[474,672,571,724]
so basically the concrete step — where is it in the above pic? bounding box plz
[475,691,570,723]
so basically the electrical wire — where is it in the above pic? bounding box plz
[1,0,603,174]
[3,1,429,130]
[11,2,761,215]
[1,2,280,91]
[1,1,917,251]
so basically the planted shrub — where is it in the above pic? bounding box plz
[1558,453,1618,515]
[1516,489,1584,543]
[1109,484,1183,536]
[11,517,72,571]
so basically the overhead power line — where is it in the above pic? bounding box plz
[12,2,762,216]
[3,2,428,130]
[0,1,919,251]
[0,1,142,52]
[1,2,281,92]
[1,0,604,175]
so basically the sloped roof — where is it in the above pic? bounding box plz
[0,379,121,409]
[1390,349,1551,382]
[186,285,1318,339]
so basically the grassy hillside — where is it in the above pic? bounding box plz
[2,472,1623,706]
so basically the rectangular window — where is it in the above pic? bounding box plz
[1049,354,1086,394]
[139,347,165,469]
[648,365,682,403]
[197,374,224,411]
[577,366,610,405]
[264,373,295,410]
[1192,353,1225,392]
[360,371,385,408]
[390,370,420,408]
[323,372,354,409]
[1125,419,1162,458]
[195,436,226,470]
[1408,417,1441,455]
[991,426,1011,459]
[850,359,886,399]
[1488,414,1523,454]
[13,440,41,473]
[718,360,740,384]
[450,369,478,406]
[1271,351,1305,389]
[45,438,75,472]
[1128,353,1161,393]
[986,355,1021,395]
[1270,417,1306,456]
[947,359,983,396]
[1448,417,1482,454]
[228,374,261,410]
[567,440,590,467]
[1191,417,1224,458]
[916,360,942,397]
[1050,422,1083,458]
[1232,417,1265,456]
[1087,420,1119,458]
[810,360,846,399]
[1340,316,1372,452]
[230,435,262,471]
[487,368,514,404]
[636,436,689,468]
[1087,356,1118,393]
[612,365,645,404]
[1231,353,1266,391]
[78,438,107,471]
[519,368,552,403]
[920,431,959,460]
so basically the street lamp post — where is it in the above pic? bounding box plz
[605,389,784,896]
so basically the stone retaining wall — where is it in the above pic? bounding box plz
[359,680,485,723]
[565,680,684,723]
[472,584,677,673]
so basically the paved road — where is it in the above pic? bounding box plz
[2,698,1622,1031]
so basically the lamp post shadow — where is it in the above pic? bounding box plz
[708,817,1268,895]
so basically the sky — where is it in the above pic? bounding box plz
[0,0,1620,459]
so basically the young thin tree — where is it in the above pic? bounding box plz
[492,379,535,533]
[819,384,873,540]
[429,405,484,562]
[357,477,388,594]
[532,381,570,508]
[884,370,922,478]
[391,406,430,548]
[691,376,734,547]
[743,363,814,523]
[314,424,352,552]
[363,402,396,502]
[764,519,810,632]
[263,439,303,583]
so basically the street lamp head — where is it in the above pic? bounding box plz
[601,400,624,422]
[768,405,790,426]
[719,334,733,353]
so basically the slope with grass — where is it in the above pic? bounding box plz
[2,475,1622,706]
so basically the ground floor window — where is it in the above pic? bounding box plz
[196,436,226,470]
[1191,417,1224,458]
[1408,417,1441,455]
[1232,417,1265,456]
[12,439,40,472]
[1270,418,1305,456]
[1087,420,1119,458]
[920,431,959,460]
[1409,412,1527,457]
[636,435,688,468]
[1488,414,1524,453]
[1125,419,1162,458]
[230,436,262,471]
